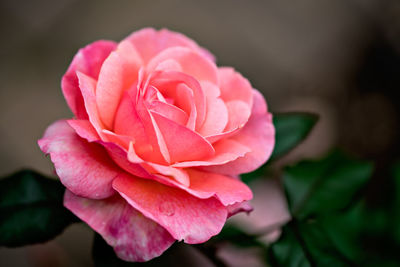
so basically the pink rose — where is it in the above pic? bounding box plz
[38,28,275,262]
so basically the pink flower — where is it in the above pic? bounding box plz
[38,28,275,262]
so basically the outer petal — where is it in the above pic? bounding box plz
[147,47,218,84]
[96,40,143,129]
[67,119,99,142]
[113,173,228,244]
[38,120,120,199]
[186,169,253,206]
[202,90,275,175]
[64,190,175,262]
[125,28,215,64]
[217,67,253,107]
[61,40,116,119]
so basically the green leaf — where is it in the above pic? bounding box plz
[0,170,78,247]
[283,151,373,219]
[270,113,318,160]
[269,221,351,267]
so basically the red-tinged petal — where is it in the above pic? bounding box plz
[96,41,143,129]
[172,139,250,168]
[62,41,116,119]
[147,47,218,84]
[203,90,275,175]
[67,119,99,142]
[197,81,228,136]
[218,67,253,107]
[64,190,175,262]
[38,120,119,199]
[224,100,251,131]
[125,28,215,64]
[151,112,215,163]
[113,173,228,244]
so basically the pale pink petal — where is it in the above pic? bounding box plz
[62,41,116,119]
[218,67,253,107]
[147,47,218,84]
[64,190,174,262]
[154,59,183,72]
[197,81,228,136]
[38,120,119,199]
[96,41,143,129]
[151,112,215,163]
[172,139,250,168]
[202,90,275,175]
[224,100,251,131]
[113,173,228,244]
[67,119,99,142]
[125,28,215,64]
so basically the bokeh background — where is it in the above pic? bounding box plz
[1,0,399,266]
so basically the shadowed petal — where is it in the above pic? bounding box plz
[64,190,175,262]
[38,120,120,199]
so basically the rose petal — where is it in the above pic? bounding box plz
[186,169,253,206]
[224,100,251,131]
[172,139,250,168]
[151,112,215,163]
[113,173,228,244]
[202,90,275,175]
[125,28,215,64]
[38,120,119,199]
[147,47,218,84]
[77,72,104,134]
[64,190,175,262]
[217,67,253,107]
[149,100,188,126]
[62,40,116,119]
[197,81,228,136]
[96,40,143,129]
[67,119,99,142]
[151,71,206,128]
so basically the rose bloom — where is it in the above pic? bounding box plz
[38,28,275,262]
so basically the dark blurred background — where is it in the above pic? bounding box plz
[0,0,399,266]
